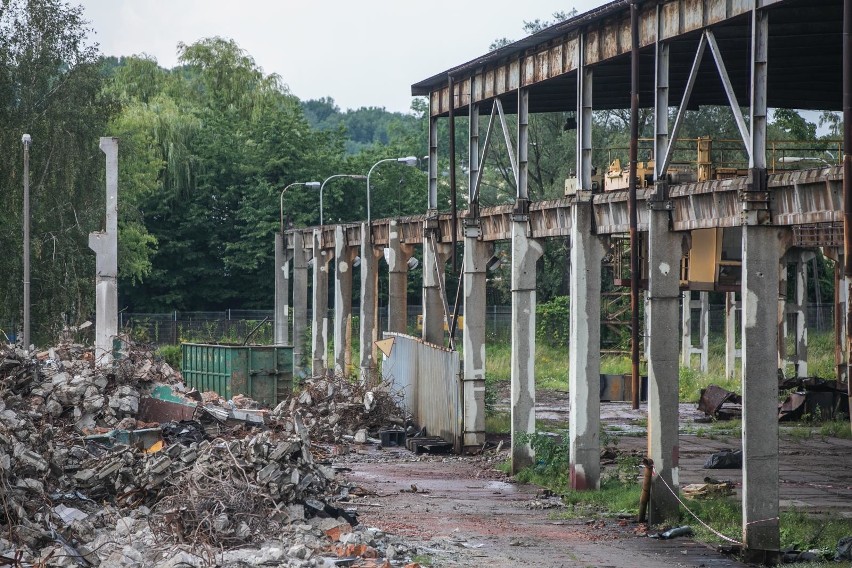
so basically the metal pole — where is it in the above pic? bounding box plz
[448,74,458,274]
[22,134,31,350]
[843,0,851,432]
[629,1,641,409]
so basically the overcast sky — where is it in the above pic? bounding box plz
[78,0,603,114]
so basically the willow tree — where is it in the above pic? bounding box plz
[0,0,116,343]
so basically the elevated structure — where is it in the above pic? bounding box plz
[275,0,847,562]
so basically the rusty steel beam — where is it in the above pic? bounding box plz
[629,0,641,410]
[843,0,851,429]
[282,167,845,251]
[421,0,783,117]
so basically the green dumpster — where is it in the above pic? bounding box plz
[180,343,293,407]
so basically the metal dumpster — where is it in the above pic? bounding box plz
[181,343,293,407]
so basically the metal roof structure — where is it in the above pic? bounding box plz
[412,0,843,115]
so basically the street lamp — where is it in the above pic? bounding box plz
[366,156,418,225]
[22,134,31,351]
[279,181,321,233]
[319,174,367,226]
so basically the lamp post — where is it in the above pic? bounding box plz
[319,174,367,226]
[279,181,321,234]
[366,156,418,226]
[22,134,31,350]
[276,181,320,347]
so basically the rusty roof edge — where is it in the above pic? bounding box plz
[410,0,629,97]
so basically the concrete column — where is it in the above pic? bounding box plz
[778,259,789,371]
[698,291,709,373]
[334,225,356,376]
[387,220,413,334]
[312,229,333,377]
[292,231,309,378]
[422,233,452,345]
[741,225,781,555]
[569,199,604,490]
[462,235,492,449]
[510,222,543,474]
[274,233,292,346]
[725,292,741,380]
[793,254,809,378]
[681,291,692,367]
[88,137,119,368]
[359,222,382,384]
[646,191,683,523]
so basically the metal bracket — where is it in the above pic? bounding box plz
[463,216,482,239]
[513,197,530,218]
[647,200,673,211]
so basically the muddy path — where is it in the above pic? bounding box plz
[338,447,748,567]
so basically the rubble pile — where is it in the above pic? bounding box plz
[0,342,432,567]
[273,376,408,444]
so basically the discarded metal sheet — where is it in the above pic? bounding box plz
[697,384,742,419]
[600,374,647,402]
[138,396,196,423]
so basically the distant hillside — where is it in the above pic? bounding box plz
[301,97,420,154]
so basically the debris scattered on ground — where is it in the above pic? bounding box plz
[649,526,694,539]
[0,340,438,567]
[682,479,735,499]
[702,449,742,470]
[697,385,742,420]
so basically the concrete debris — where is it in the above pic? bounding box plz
[0,340,433,567]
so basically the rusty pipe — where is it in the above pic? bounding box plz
[629,0,641,410]
[638,457,654,522]
[843,0,851,430]
[448,74,458,275]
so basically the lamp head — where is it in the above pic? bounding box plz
[397,156,418,167]
[21,134,31,145]
[305,181,321,190]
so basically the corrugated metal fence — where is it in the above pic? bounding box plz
[380,332,461,451]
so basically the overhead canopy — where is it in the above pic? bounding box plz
[411,0,843,115]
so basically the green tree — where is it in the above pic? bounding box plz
[0,0,116,343]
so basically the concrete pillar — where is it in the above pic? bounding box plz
[387,220,413,334]
[88,137,119,368]
[725,292,741,380]
[681,291,691,367]
[793,254,810,378]
[681,291,709,372]
[741,225,781,556]
[274,233,292,346]
[778,258,789,371]
[462,233,492,449]
[569,199,604,490]
[510,222,543,474]
[646,189,683,523]
[312,229,333,377]
[292,231,309,378]
[334,225,356,376]
[359,222,382,384]
[422,233,452,345]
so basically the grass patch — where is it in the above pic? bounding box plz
[485,411,510,434]
[558,477,642,519]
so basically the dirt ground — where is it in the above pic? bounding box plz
[335,390,852,567]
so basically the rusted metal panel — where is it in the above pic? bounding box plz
[732,0,754,15]
[535,51,549,83]
[606,19,625,60]
[523,55,536,86]
[661,2,681,39]
[705,0,727,25]
[549,44,563,78]
[586,26,601,65]
[458,78,471,108]
[640,5,657,45]
[508,59,520,91]
[682,0,704,31]
[564,37,580,70]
